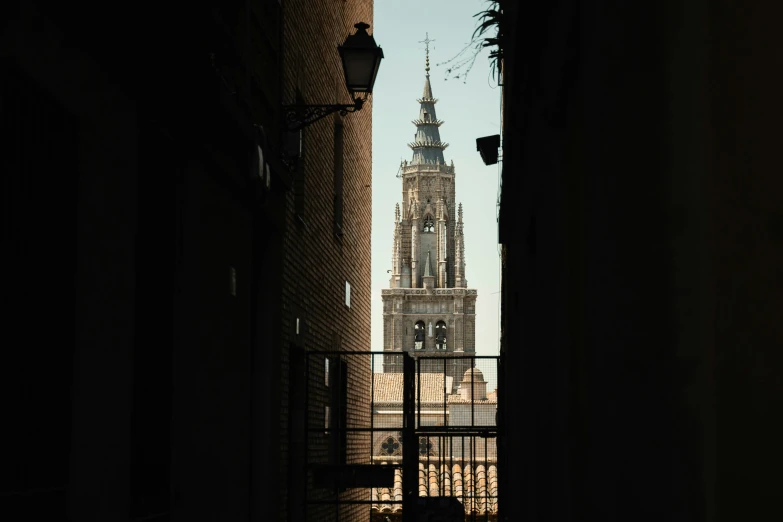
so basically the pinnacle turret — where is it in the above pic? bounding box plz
[454,203,467,288]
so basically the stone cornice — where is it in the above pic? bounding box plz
[402,164,455,175]
[381,288,477,296]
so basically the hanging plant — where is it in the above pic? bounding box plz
[438,0,504,84]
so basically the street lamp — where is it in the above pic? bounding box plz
[284,22,383,131]
[476,134,501,165]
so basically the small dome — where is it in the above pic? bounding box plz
[462,368,484,382]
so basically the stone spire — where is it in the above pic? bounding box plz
[422,249,435,290]
[437,194,448,287]
[454,203,467,287]
[408,34,448,165]
[424,249,433,277]
[391,203,402,287]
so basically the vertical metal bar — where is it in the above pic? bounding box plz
[371,353,375,437]
[471,357,475,428]
[402,352,416,522]
[461,433,466,519]
[442,356,447,498]
[449,432,453,498]
[484,430,488,521]
[369,352,375,520]
[495,356,500,520]
[417,358,422,429]
[472,434,477,522]
[426,435,431,497]
[443,357,447,427]
[304,353,310,521]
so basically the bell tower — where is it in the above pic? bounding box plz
[381,37,477,390]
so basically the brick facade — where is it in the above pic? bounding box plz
[278,2,375,522]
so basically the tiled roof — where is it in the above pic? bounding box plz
[373,373,447,403]
[370,461,499,515]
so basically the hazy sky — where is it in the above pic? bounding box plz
[371,0,502,362]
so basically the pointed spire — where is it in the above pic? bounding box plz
[422,76,434,100]
[424,250,433,277]
[410,34,448,165]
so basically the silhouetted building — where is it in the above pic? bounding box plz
[2,1,374,521]
[497,1,783,522]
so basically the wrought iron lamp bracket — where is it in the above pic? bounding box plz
[284,97,365,131]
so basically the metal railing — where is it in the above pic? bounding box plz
[303,351,499,522]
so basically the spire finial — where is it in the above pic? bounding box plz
[419,33,435,76]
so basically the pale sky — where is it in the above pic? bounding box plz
[371,0,502,368]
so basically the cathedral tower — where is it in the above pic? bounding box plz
[381,39,477,390]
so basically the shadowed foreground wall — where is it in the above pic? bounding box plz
[498,1,783,521]
[1,1,374,521]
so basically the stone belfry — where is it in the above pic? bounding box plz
[381,36,477,389]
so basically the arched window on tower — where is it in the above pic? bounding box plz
[414,321,425,350]
[435,321,447,350]
[423,215,435,233]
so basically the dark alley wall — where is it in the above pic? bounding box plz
[498,1,782,521]
[2,1,373,521]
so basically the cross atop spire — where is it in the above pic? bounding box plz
[419,33,435,77]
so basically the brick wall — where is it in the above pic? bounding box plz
[278,1,374,521]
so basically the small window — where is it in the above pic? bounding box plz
[419,436,434,456]
[414,321,425,350]
[380,436,401,456]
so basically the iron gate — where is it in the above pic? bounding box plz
[303,351,499,522]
